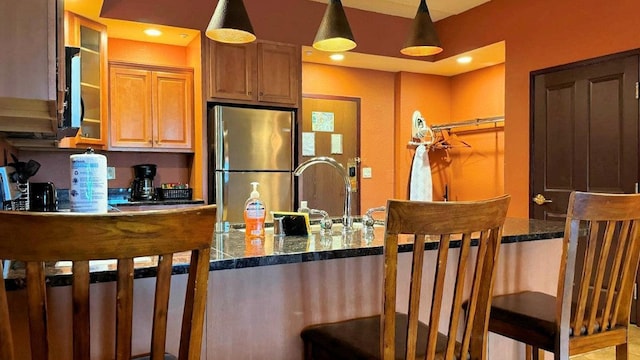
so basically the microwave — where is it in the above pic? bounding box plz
[59,46,82,139]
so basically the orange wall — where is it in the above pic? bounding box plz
[435,0,640,217]
[302,63,396,211]
[446,64,505,201]
[303,63,505,212]
[394,72,451,201]
[108,38,188,66]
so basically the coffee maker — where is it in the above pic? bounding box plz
[131,164,157,201]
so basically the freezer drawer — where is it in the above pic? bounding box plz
[215,106,294,171]
[216,171,293,225]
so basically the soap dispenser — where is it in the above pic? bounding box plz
[244,182,265,238]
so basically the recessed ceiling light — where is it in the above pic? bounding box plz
[330,53,345,61]
[457,56,472,64]
[144,29,162,37]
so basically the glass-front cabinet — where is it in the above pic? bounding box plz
[60,12,107,148]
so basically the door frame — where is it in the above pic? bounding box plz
[298,94,362,215]
[528,49,640,217]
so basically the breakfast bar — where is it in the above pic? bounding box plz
[4,217,566,359]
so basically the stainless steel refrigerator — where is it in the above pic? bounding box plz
[209,105,295,228]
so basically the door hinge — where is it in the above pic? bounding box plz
[634,283,637,300]
[636,82,639,100]
[636,182,639,194]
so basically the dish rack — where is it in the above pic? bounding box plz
[157,188,193,200]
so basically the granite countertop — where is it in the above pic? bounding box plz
[3,217,565,289]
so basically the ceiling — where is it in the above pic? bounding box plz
[64,0,503,76]
[309,0,491,21]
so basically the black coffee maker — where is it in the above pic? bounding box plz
[131,164,157,201]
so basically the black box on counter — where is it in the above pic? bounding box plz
[157,188,193,200]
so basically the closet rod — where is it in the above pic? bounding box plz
[430,116,504,131]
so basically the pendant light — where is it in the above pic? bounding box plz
[401,0,443,56]
[206,0,256,44]
[313,0,356,52]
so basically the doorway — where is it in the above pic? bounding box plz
[531,51,639,220]
[530,50,640,323]
[297,95,361,217]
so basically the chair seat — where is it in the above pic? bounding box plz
[301,313,461,360]
[488,291,557,351]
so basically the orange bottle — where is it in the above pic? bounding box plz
[244,182,265,238]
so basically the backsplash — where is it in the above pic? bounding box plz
[16,150,192,189]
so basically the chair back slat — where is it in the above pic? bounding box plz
[26,262,48,360]
[447,232,473,359]
[151,253,174,359]
[382,195,510,360]
[116,258,134,360]
[557,192,640,347]
[0,262,14,360]
[179,247,211,359]
[600,220,631,330]
[72,261,91,360]
[0,205,216,360]
[424,234,449,360]
[405,234,426,360]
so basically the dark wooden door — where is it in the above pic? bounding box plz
[530,51,639,322]
[298,96,360,217]
[531,53,639,220]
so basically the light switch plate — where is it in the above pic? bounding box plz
[107,167,116,180]
[362,167,372,179]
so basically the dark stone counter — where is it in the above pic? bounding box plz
[3,217,565,289]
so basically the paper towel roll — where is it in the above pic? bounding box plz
[70,151,108,213]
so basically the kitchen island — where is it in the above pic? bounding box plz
[4,217,566,359]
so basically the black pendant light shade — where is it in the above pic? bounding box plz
[206,0,256,44]
[401,0,443,56]
[313,0,356,52]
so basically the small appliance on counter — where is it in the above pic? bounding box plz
[29,182,57,212]
[1,154,41,211]
[131,164,157,201]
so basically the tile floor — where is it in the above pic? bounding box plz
[570,325,640,359]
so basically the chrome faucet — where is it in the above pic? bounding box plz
[294,156,353,233]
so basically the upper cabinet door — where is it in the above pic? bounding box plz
[207,41,256,102]
[109,65,154,149]
[257,42,300,106]
[206,40,300,107]
[154,70,193,150]
[0,0,60,101]
[61,12,108,148]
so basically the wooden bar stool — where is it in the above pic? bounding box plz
[0,205,216,360]
[301,195,511,360]
[488,191,640,359]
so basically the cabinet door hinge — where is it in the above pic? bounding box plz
[636,182,639,194]
[636,81,639,100]
[634,283,637,300]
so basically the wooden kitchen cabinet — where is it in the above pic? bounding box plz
[0,0,63,141]
[59,11,108,149]
[109,62,194,152]
[207,40,301,107]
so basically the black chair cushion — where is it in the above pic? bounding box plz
[488,291,557,351]
[301,313,458,360]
